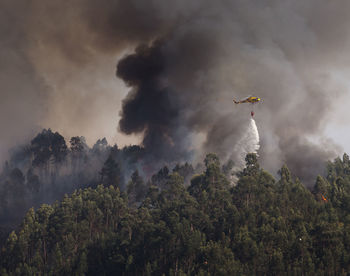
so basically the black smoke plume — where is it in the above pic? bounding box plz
[117,43,182,160]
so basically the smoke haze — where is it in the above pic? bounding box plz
[1,0,350,184]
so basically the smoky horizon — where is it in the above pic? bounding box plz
[0,0,349,184]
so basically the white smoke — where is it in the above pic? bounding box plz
[230,118,260,183]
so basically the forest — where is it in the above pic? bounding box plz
[1,129,350,275]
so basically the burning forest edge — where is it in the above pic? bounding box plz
[0,127,345,230]
[0,115,259,239]
[0,127,350,274]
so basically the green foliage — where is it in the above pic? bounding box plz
[127,170,148,206]
[173,162,194,184]
[100,154,122,188]
[2,153,350,275]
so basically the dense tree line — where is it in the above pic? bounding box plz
[1,152,350,275]
[0,129,148,245]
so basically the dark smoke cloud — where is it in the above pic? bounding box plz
[1,0,349,184]
[117,43,190,161]
[115,0,347,184]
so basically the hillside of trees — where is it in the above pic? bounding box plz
[1,137,350,275]
[0,129,152,243]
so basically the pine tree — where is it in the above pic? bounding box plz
[100,154,122,188]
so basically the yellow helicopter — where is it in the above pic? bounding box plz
[233,96,261,117]
[233,96,261,104]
